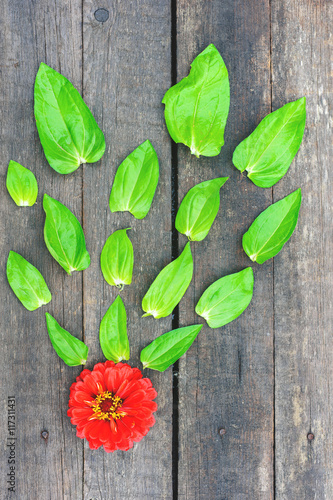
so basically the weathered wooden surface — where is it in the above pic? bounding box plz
[0,0,331,499]
[81,0,173,498]
[176,1,274,499]
[272,1,333,498]
[0,1,84,498]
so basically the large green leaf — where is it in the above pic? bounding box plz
[7,251,51,311]
[99,296,130,362]
[34,63,105,174]
[45,313,88,366]
[43,194,90,275]
[162,44,230,158]
[142,242,193,319]
[195,268,254,328]
[233,98,306,188]
[243,189,302,264]
[109,140,159,219]
[140,324,202,372]
[175,177,228,241]
[6,160,38,206]
[100,229,133,289]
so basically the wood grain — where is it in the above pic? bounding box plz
[0,0,84,498]
[82,1,173,498]
[272,1,333,498]
[0,0,331,498]
[176,1,274,498]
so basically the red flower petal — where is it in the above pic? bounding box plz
[104,367,122,393]
[73,391,94,406]
[82,371,105,396]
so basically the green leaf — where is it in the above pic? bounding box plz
[162,44,230,158]
[100,229,133,288]
[175,177,228,241]
[243,189,302,264]
[195,268,254,328]
[45,313,88,366]
[233,97,306,188]
[99,296,130,362]
[43,194,90,275]
[34,62,105,174]
[6,251,52,311]
[6,160,38,206]
[142,242,193,319]
[109,140,159,219]
[140,324,202,372]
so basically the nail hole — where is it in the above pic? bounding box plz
[94,8,109,23]
[218,428,226,436]
[307,432,314,441]
[41,430,49,440]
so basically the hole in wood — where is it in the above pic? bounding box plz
[94,8,109,23]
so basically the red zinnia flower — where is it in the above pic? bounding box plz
[68,361,157,452]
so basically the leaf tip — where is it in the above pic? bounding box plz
[246,265,254,276]
[299,95,306,106]
[43,192,52,207]
[37,62,48,74]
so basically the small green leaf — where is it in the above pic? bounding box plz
[45,313,88,366]
[99,296,130,362]
[34,62,105,174]
[176,177,228,241]
[100,229,133,288]
[109,140,159,219]
[142,242,193,319]
[162,44,230,158]
[243,189,302,264]
[233,97,306,188]
[195,268,254,328]
[6,160,38,206]
[43,194,90,275]
[140,324,202,372]
[7,251,51,311]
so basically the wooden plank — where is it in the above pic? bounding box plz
[0,1,84,498]
[271,1,333,498]
[176,1,274,498]
[82,1,173,498]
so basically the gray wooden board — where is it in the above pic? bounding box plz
[0,0,332,498]
[272,1,333,498]
[82,1,172,499]
[0,0,84,499]
[176,1,275,499]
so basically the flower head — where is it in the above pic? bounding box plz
[68,361,157,452]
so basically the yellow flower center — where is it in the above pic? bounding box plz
[91,391,124,421]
